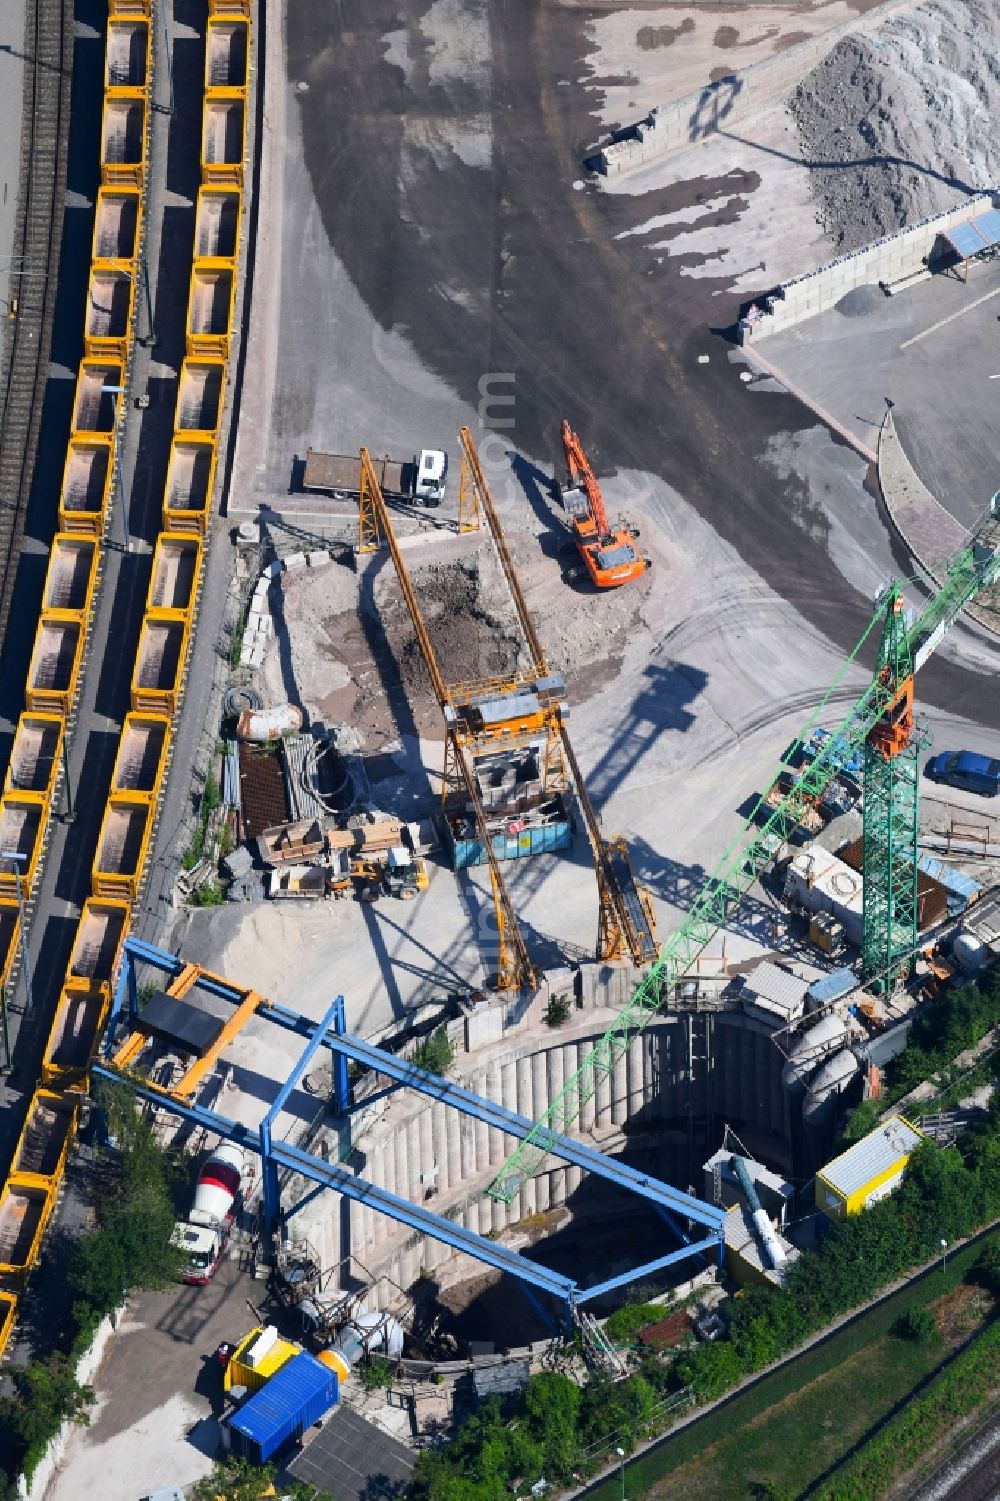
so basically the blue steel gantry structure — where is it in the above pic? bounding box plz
[97,938,726,1327]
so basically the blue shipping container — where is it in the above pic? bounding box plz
[227,1351,338,1464]
[447,818,572,870]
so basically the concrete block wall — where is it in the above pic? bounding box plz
[595,0,923,176]
[746,194,994,340]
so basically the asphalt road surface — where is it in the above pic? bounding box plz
[285,0,1000,730]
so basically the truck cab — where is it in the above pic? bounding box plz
[172,1220,228,1283]
[414,449,448,504]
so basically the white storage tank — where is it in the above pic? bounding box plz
[782,1013,848,1093]
[953,931,989,975]
[803,1047,858,1125]
[235,703,303,741]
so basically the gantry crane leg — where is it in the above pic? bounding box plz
[457,442,482,534]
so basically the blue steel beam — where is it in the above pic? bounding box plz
[92,1063,578,1307]
[573,1235,723,1305]
[273,1015,726,1233]
[113,939,724,1232]
[263,995,343,1129]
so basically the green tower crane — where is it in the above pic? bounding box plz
[488,498,1000,1204]
[860,585,920,987]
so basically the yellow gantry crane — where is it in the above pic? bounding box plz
[357,446,535,992]
[356,430,656,990]
[457,428,657,968]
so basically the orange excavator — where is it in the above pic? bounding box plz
[558,420,649,589]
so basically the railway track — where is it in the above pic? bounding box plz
[0,0,72,649]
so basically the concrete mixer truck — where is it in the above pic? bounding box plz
[171,1141,245,1285]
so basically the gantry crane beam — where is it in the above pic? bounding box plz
[459,427,656,967]
[488,498,1000,1202]
[459,426,550,675]
[358,449,535,992]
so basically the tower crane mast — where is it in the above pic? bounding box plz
[488,498,1000,1202]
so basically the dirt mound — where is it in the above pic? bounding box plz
[378,556,528,700]
[835,283,886,316]
[790,1,1000,253]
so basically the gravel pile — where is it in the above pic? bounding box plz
[790,0,1000,252]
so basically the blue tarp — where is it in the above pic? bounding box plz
[918,854,980,912]
[944,220,988,259]
[806,967,857,1006]
[972,208,1000,246]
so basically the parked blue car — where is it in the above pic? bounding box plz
[925,751,1000,797]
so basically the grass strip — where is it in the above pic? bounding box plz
[812,1318,1000,1501]
[583,1236,990,1500]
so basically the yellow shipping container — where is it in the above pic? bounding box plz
[100,90,147,188]
[163,436,218,534]
[4,713,63,797]
[42,987,111,1086]
[111,714,171,797]
[194,185,241,263]
[0,1178,57,1278]
[201,93,245,185]
[225,1326,302,1394]
[84,263,136,362]
[60,436,114,535]
[66,898,131,995]
[10,1090,79,1188]
[25,611,86,715]
[185,260,236,357]
[0,793,48,894]
[145,533,202,615]
[92,185,143,265]
[816,1116,927,1221]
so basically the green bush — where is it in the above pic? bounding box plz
[545,993,572,1027]
[69,1085,185,1318]
[190,878,225,907]
[603,1300,665,1345]
[191,1459,330,1501]
[358,1355,395,1391]
[413,1026,454,1076]
[971,1235,1000,1293]
[893,1306,937,1343]
[0,1356,94,1485]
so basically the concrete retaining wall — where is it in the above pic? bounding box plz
[743,194,995,341]
[20,1310,120,1501]
[594,0,924,177]
[301,1008,790,1303]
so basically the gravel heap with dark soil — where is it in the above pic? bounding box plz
[791,0,1000,253]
